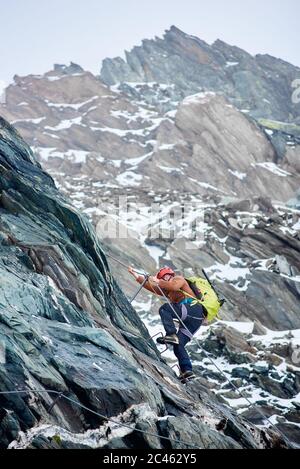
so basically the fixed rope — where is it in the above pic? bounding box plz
[106,253,147,276]
[107,253,292,448]
[0,389,200,449]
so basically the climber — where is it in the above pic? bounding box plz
[128,266,206,381]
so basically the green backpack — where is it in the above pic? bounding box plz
[182,276,224,323]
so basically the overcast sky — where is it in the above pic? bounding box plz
[0,0,299,85]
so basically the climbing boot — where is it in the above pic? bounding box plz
[179,370,196,382]
[156,334,179,345]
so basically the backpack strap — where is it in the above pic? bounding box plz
[202,269,226,307]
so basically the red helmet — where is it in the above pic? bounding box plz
[157,267,175,280]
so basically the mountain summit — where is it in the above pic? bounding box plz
[101,25,300,125]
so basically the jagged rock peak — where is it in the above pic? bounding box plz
[12,62,85,86]
[53,62,84,75]
[100,25,300,123]
[164,25,210,46]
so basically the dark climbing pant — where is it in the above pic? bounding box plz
[159,302,205,373]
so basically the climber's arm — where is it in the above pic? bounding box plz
[157,276,185,292]
[128,267,164,296]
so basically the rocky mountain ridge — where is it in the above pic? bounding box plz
[0,27,299,204]
[101,26,300,123]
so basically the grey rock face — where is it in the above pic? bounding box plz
[53,62,84,75]
[9,403,244,450]
[1,117,281,449]
[100,26,300,123]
